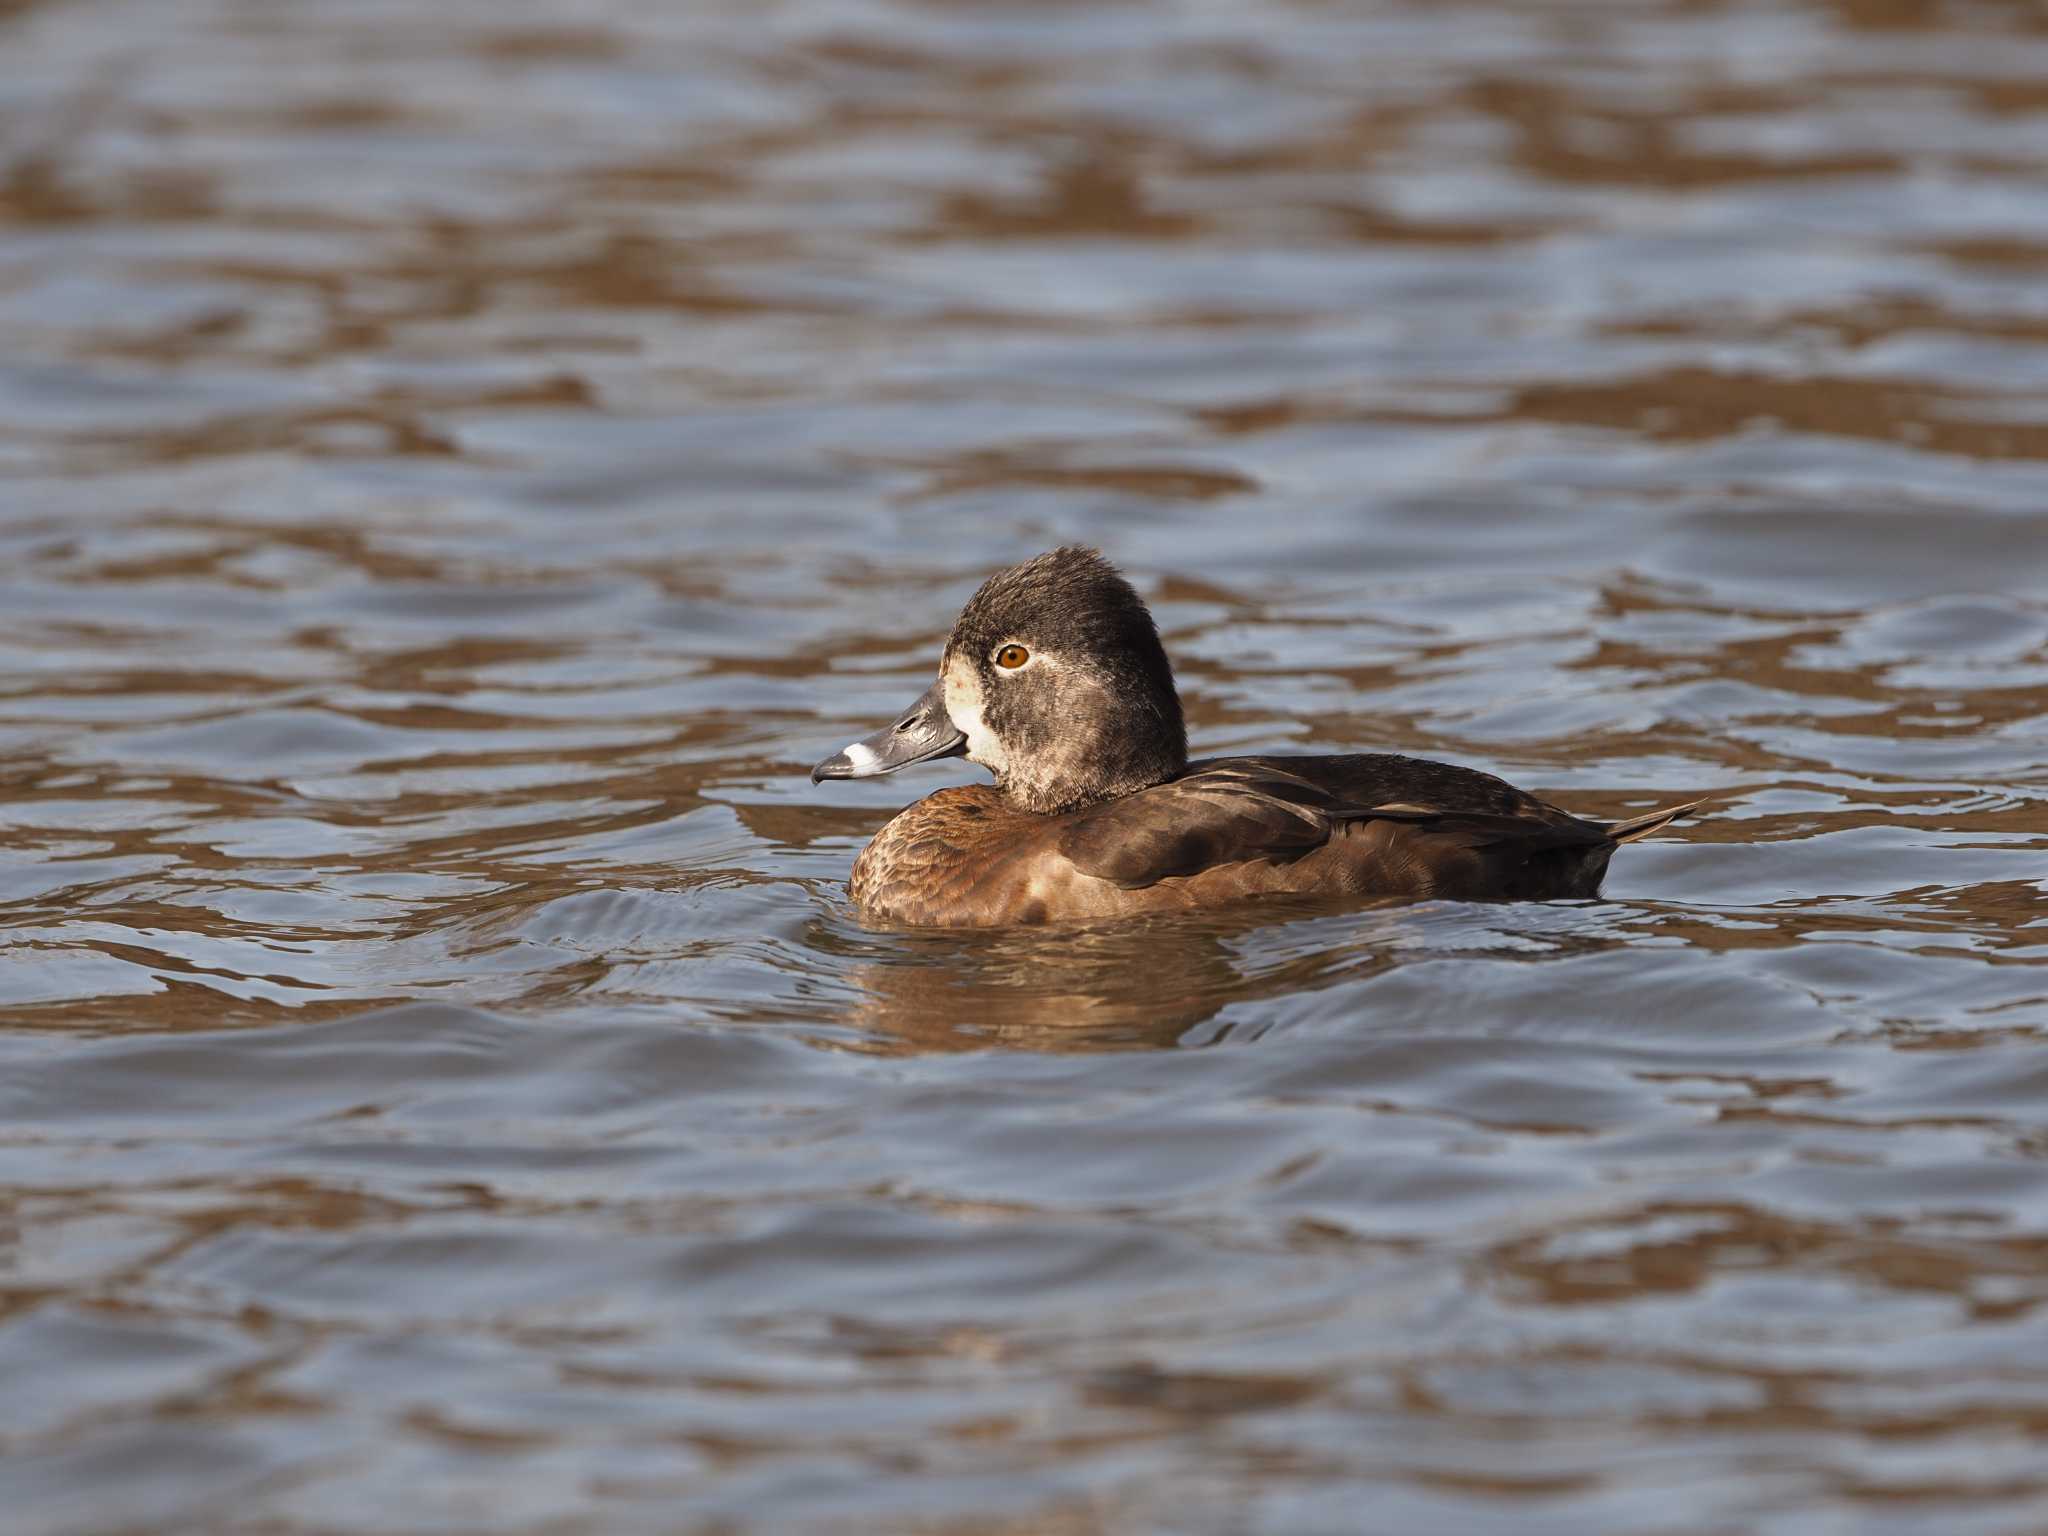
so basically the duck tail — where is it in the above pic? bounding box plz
[1605,800,1703,844]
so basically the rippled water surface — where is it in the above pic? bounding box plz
[4,0,2048,1530]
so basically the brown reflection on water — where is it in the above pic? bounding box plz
[832,906,1398,1053]
[4,0,2048,1531]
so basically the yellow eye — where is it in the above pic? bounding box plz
[995,644,1030,670]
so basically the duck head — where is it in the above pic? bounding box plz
[811,547,1188,815]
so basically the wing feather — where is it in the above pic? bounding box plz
[1058,778,1331,888]
[1058,758,1615,892]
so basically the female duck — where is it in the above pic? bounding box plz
[811,547,1695,927]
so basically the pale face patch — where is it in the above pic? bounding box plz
[942,653,1007,772]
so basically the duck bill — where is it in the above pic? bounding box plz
[810,681,967,783]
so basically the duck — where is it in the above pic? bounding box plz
[810,547,1697,927]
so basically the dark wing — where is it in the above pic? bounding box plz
[1056,762,1337,888]
[1057,755,1616,893]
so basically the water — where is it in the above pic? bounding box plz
[3,0,2047,1530]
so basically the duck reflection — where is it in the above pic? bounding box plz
[815,898,1410,1054]
[808,893,1657,1055]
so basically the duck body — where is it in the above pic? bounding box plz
[848,753,1688,927]
[812,548,1696,928]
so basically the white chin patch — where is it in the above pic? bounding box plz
[943,656,1006,771]
[841,739,881,776]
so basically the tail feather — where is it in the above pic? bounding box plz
[1605,800,1702,844]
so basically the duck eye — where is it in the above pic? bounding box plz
[994,644,1030,670]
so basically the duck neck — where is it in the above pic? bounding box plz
[1000,736,1186,816]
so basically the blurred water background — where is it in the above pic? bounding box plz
[3,0,2048,1531]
